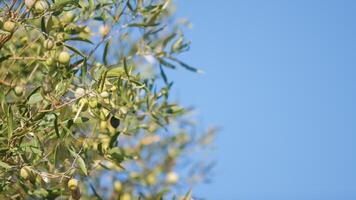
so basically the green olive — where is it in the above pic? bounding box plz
[113,181,122,192]
[121,193,131,200]
[74,88,85,98]
[62,11,76,23]
[100,91,109,98]
[166,171,179,184]
[43,39,54,50]
[45,57,55,68]
[146,173,156,185]
[14,85,24,96]
[20,166,31,180]
[67,178,79,191]
[34,0,49,12]
[3,21,16,32]
[25,0,36,8]
[58,51,70,64]
[99,25,110,37]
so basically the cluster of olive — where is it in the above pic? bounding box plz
[110,172,177,200]
[24,1,90,72]
[72,86,121,135]
[0,2,78,96]
[0,0,48,37]
[20,166,81,199]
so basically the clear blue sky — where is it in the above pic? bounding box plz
[168,0,356,199]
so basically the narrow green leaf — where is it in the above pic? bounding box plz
[99,70,108,92]
[159,64,168,84]
[109,131,120,148]
[0,161,11,170]
[103,41,109,65]
[68,148,88,176]
[170,58,203,73]
[162,33,176,49]
[64,44,87,58]
[128,23,159,28]
[53,114,60,138]
[77,155,88,175]
[7,106,13,140]
[41,17,46,35]
[157,58,175,69]
[90,184,103,200]
[123,57,130,78]
[0,55,11,63]
[65,37,94,44]
[27,92,43,105]
[88,0,95,10]
[182,189,193,200]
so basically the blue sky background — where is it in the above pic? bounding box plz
[167,0,356,199]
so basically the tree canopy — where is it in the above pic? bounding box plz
[0,0,215,199]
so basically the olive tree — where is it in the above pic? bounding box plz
[0,0,215,199]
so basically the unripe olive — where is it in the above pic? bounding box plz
[146,173,156,185]
[58,51,70,64]
[34,0,49,12]
[3,21,16,32]
[25,0,36,8]
[110,85,117,92]
[62,11,76,23]
[68,178,79,191]
[121,193,131,200]
[100,91,109,98]
[20,166,31,180]
[103,98,110,105]
[43,39,54,50]
[99,25,110,37]
[74,88,85,98]
[113,181,122,192]
[166,171,179,184]
[45,57,55,68]
[14,85,24,96]
[88,97,98,108]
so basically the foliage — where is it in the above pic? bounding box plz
[0,0,214,199]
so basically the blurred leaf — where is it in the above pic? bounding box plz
[182,189,193,200]
[65,37,93,44]
[103,41,109,65]
[0,161,11,170]
[64,44,87,58]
